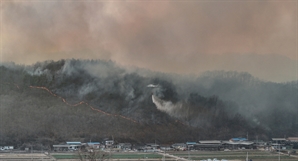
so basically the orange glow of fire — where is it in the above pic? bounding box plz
[29,85,138,123]
[4,82,189,126]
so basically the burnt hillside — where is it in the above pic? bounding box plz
[0,59,296,147]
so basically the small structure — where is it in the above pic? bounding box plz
[116,143,132,151]
[230,138,247,142]
[287,137,298,142]
[53,145,71,151]
[53,142,82,151]
[222,140,254,150]
[87,142,101,149]
[271,138,294,150]
[104,140,114,148]
[271,143,290,151]
[172,143,187,151]
[0,146,14,151]
[136,143,159,152]
[195,140,222,151]
[145,143,159,151]
[253,140,267,149]
[272,138,287,144]
[186,142,197,149]
[287,137,298,149]
[160,146,173,151]
[66,142,81,145]
[67,142,82,150]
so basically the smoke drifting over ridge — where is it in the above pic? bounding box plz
[1,1,297,82]
[1,59,298,138]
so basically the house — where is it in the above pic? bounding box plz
[53,145,71,151]
[287,137,298,142]
[53,144,82,151]
[186,142,197,150]
[287,137,298,149]
[116,143,132,150]
[145,143,159,150]
[0,146,13,151]
[53,142,82,151]
[271,138,287,148]
[195,140,222,151]
[104,140,114,148]
[199,140,221,144]
[66,142,82,145]
[87,142,101,149]
[160,146,173,151]
[230,138,247,142]
[172,143,187,151]
[271,143,289,151]
[272,138,286,143]
[271,138,296,150]
[135,143,158,152]
[253,140,267,149]
[222,140,255,150]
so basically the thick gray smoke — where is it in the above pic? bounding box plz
[2,1,297,82]
[1,59,297,136]
[152,95,185,118]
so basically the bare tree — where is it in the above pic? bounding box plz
[77,149,109,161]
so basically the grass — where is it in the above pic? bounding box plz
[52,154,79,159]
[52,150,298,160]
[110,153,163,159]
[169,150,298,161]
[53,153,163,159]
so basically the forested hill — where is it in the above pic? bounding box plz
[0,59,297,148]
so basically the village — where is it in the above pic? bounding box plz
[48,137,297,153]
[1,137,297,154]
[0,137,298,161]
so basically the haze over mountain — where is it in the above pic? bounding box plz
[1,0,297,148]
[0,59,297,148]
[1,1,297,82]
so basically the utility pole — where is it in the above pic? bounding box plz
[279,144,280,161]
[188,145,190,160]
[163,148,165,161]
[31,145,33,161]
[42,146,43,161]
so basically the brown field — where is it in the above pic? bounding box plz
[0,150,297,161]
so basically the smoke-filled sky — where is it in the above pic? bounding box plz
[0,0,297,82]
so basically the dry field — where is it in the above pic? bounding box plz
[0,150,297,161]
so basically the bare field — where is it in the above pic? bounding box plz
[0,150,297,161]
[0,152,54,161]
[167,150,298,161]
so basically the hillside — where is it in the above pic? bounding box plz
[0,59,296,148]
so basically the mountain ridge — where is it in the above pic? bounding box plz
[0,59,297,148]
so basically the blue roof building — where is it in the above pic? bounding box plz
[66,142,82,145]
[230,138,247,141]
[87,142,100,145]
[186,142,197,145]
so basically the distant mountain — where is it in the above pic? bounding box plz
[0,59,296,148]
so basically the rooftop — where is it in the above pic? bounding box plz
[199,140,221,144]
[66,142,81,145]
[186,142,197,145]
[230,138,247,141]
[87,142,100,145]
[272,138,286,141]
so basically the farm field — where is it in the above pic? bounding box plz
[51,150,298,161]
[52,152,164,160]
[0,153,54,161]
[168,150,298,161]
[1,150,297,161]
